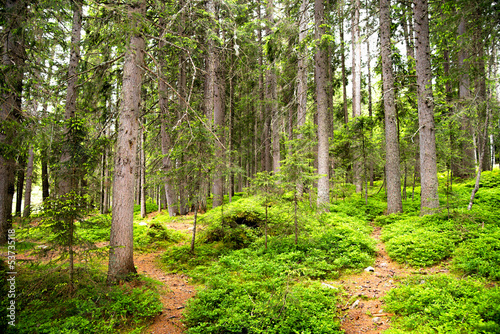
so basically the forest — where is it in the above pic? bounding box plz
[1,0,500,333]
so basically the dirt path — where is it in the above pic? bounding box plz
[135,252,195,334]
[338,225,448,334]
[136,215,196,334]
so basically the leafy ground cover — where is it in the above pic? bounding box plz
[162,195,377,333]
[384,275,500,334]
[0,263,162,334]
[4,170,500,333]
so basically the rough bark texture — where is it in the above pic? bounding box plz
[296,0,309,196]
[380,0,403,214]
[340,1,348,124]
[23,146,34,217]
[367,38,374,186]
[0,0,25,244]
[453,17,475,179]
[265,0,280,174]
[206,0,225,209]
[15,163,25,216]
[140,125,146,218]
[212,55,225,207]
[41,149,50,201]
[58,0,82,196]
[414,0,439,215]
[178,0,190,214]
[107,1,145,283]
[257,4,266,173]
[158,11,179,217]
[315,0,330,208]
[351,0,362,193]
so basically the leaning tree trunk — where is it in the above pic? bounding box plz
[414,0,439,215]
[315,0,330,209]
[0,0,26,244]
[380,0,403,214]
[107,1,145,284]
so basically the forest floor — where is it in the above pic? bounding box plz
[137,217,196,334]
[134,216,452,334]
[338,225,450,334]
[4,214,453,334]
[131,216,454,334]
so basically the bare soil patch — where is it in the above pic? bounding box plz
[135,251,195,334]
[338,226,449,334]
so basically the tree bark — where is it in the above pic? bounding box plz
[23,146,35,217]
[41,149,50,202]
[315,0,330,208]
[205,0,225,209]
[367,38,374,186]
[340,1,348,124]
[140,124,146,218]
[15,162,25,216]
[296,0,309,196]
[453,16,475,179]
[212,27,225,209]
[0,0,26,244]
[58,0,82,197]
[158,9,179,217]
[108,1,145,284]
[414,0,439,215]
[265,0,280,174]
[352,0,362,193]
[380,0,403,214]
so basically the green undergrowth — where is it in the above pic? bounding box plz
[16,211,185,253]
[379,208,500,272]
[375,171,500,269]
[199,196,317,240]
[384,274,500,334]
[452,230,500,280]
[134,221,185,251]
[0,264,162,334]
[184,280,342,334]
[162,195,376,333]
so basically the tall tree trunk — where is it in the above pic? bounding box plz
[107,1,145,284]
[257,4,266,173]
[454,16,475,178]
[15,162,25,216]
[315,0,330,209]
[340,1,348,124]
[41,149,50,202]
[23,146,35,217]
[58,0,82,197]
[265,0,279,174]
[159,10,179,217]
[140,125,146,218]
[367,34,374,186]
[352,0,362,193]
[212,60,225,207]
[0,0,26,244]
[414,0,439,215]
[296,0,309,196]
[178,1,190,214]
[380,0,403,214]
[205,0,225,209]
